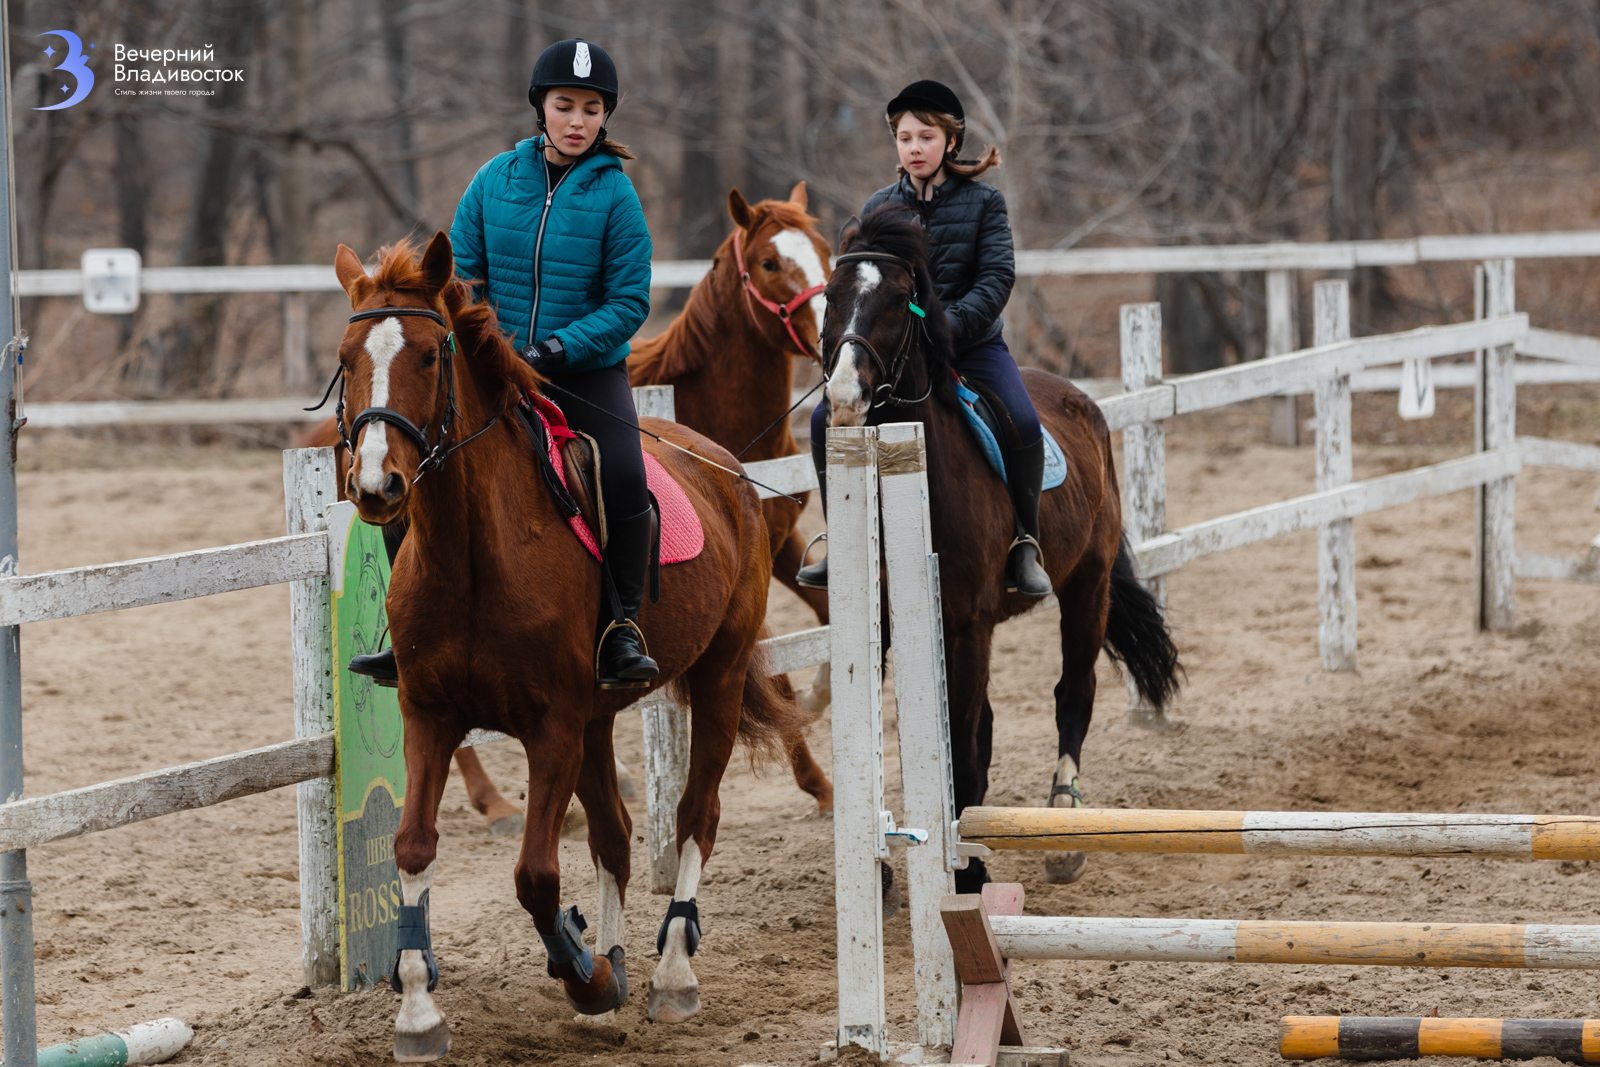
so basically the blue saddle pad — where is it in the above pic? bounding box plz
[956,381,1068,490]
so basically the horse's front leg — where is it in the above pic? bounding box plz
[515,716,624,1015]
[571,715,633,1025]
[392,711,462,1062]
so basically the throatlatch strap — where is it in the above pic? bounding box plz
[388,889,440,993]
[656,898,701,957]
[539,904,594,983]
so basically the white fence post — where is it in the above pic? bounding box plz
[283,293,311,395]
[1267,269,1300,446]
[285,447,340,989]
[1476,260,1517,632]
[1119,303,1169,731]
[827,425,887,1058]
[627,384,691,895]
[876,423,957,1049]
[1313,281,1357,671]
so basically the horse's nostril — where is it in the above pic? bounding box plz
[382,471,406,502]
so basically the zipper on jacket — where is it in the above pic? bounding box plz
[528,154,575,347]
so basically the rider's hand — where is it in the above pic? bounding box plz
[520,336,565,372]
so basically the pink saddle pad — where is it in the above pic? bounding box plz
[527,393,705,565]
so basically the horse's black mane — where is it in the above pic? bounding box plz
[845,205,960,410]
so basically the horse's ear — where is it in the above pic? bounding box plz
[334,244,372,305]
[420,231,454,294]
[837,215,862,252]
[728,188,753,230]
[788,181,808,209]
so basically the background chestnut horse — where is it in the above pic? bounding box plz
[820,206,1182,892]
[334,233,800,1057]
[629,183,836,714]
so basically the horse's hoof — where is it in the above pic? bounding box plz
[488,812,525,837]
[567,947,627,1016]
[573,1010,616,1026]
[1044,850,1089,885]
[393,1020,451,1062]
[647,981,701,1024]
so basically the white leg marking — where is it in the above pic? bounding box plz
[575,863,628,1026]
[648,838,704,1023]
[772,228,829,325]
[825,263,881,425]
[357,316,406,494]
[1051,753,1081,808]
[395,861,444,1036]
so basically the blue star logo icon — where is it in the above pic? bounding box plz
[42,45,54,58]
[60,85,69,94]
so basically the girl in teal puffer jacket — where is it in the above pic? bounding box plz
[350,39,658,691]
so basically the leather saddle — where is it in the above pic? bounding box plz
[558,432,660,553]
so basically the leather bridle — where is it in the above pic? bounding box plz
[826,251,933,409]
[307,305,503,484]
[732,227,827,363]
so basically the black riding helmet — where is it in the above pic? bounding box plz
[528,38,619,142]
[885,79,965,154]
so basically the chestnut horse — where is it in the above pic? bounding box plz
[821,207,1181,892]
[629,183,836,714]
[333,233,800,1058]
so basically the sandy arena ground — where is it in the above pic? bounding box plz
[7,393,1600,1067]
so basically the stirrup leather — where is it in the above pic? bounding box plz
[594,617,650,683]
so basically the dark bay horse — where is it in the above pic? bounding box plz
[629,183,837,715]
[333,233,800,1057]
[821,207,1181,890]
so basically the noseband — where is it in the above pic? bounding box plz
[306,305,500,483]
[826,251,934,409]
[732,228,828,363]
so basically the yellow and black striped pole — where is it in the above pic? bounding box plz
[1282,1017,1600,1061]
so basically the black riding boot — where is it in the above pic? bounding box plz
[795,429,830,589]
[596,507,660,690]
[1003,437,1052,597]
[347,522,407,686]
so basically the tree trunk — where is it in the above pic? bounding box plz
[1327,0,1383,332]
[379,0,422,218]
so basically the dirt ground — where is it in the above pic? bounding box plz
[7,390,1600,1067]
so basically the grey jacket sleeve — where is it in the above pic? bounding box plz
[945,187,1015,347]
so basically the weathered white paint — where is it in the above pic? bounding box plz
[773,228,829,325]
[876,423,957,1048]
[0,734,333,853]
[1517,326,1600,368]
[357,316,405,493]
[1525,926,1600,967]
[745,453,819,500]
[1135,449,1520,579]
[0,533,328,627]
[826,425,889,1057]
[1517,544,1600,585]
[1238,811,1535,854]
[1118,303,1168,729]
[286,447,341,989]
[1519,435,1600,472]
[642,701,690,895]
[630,384,676,421]
[993,916,1241,962]
[120,1017,194,1063]
[395,863,445,1038]
[1313,282,1357,673]
[1477,260,1517,633]
[1266,269,1299,446]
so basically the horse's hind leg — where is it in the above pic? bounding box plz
[453,746,524,836]
[572,714,633,1024]
[1044,559,1112,885]
[648,650,744,1024]
[772,673,833,814]
[392,713,462,1062]
[774,526,833,717]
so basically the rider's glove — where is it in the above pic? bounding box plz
[520,335,565,372]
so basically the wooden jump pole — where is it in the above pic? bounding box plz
[1282,1016,1600,1062]
[987,915,1600,968]
[957,806,1600,859]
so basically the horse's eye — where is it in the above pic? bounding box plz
[421,348,438,368]
[762,259,780,272]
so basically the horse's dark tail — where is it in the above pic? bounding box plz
[735,632,808,764]
[1103,537,1182,709]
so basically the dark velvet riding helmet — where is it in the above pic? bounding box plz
[528,38,620,113]
[885,79,966,152]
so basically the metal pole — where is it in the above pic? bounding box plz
[0,1,36,1060]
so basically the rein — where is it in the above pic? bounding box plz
[732,228,827,363]
[827,251,934,409]
[306,305,504,484]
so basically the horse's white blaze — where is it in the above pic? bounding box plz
[394,861,444,1035]
[654,839,704,992]
[357,316,406,493]
[772,227,828,325]
[826,263,881,426]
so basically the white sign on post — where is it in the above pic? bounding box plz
[1398,357,1436,419]
[81,248,141,314]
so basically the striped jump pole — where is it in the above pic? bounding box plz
[1282,1016,1600,1062]
[986,916,1600,968]
[958,807,1600,859]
